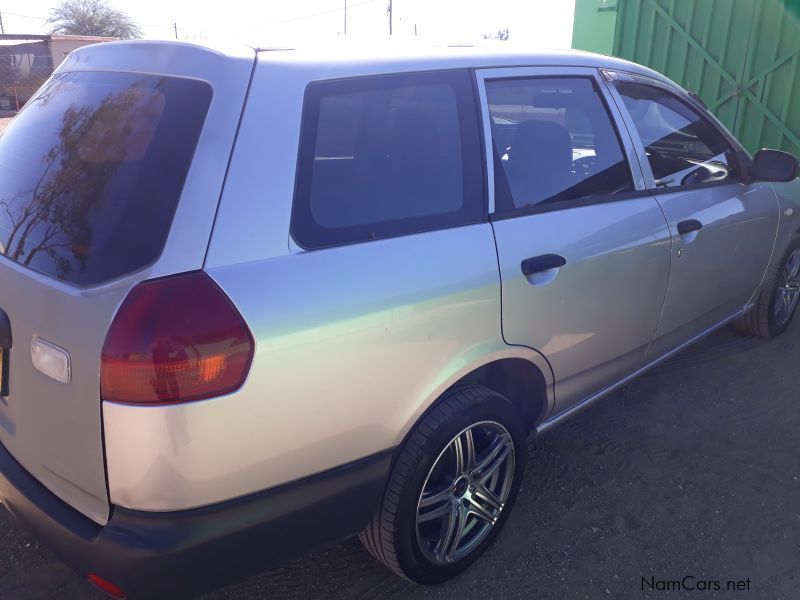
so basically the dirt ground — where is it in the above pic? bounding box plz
[2,322,799,600]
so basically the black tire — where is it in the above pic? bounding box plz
[359,385,527,584]
[735,235,800,337]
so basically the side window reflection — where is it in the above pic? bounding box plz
[487,76,634,213]
[614,81,739,189]
[0,72,211,285]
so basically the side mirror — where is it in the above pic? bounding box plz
[751,149,800,182]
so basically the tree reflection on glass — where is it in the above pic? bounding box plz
[0,84,162,278]
[0,70,210,285]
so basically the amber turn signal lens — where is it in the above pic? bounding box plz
[101,271,254,405]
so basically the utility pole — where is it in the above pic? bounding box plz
[387,0,392,35]
[173,22,178,39]
[343,0,347,35]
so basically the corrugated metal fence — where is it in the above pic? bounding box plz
[0,40,53,113]
[613,0,800,156]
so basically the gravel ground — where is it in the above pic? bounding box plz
[2,322,799,600]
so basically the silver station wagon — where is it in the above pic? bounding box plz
[0,41,798,599]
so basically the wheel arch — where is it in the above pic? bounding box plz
[449,357,551,431]
[394,347,555,455]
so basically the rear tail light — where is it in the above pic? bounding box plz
[87,573,126,599]
[101,271,254,405]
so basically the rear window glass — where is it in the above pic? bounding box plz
[292,70,484,249]
[0,71,211,285]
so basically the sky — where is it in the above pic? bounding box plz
[0,0,575,47]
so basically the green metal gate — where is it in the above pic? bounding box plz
[612,0,800,156]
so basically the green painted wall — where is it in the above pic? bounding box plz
[571,0,620,56]
[573,0,800,155]
[614,0,800,155]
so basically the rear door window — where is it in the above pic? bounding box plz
[486,77,634,214]
[292,70,484,249]
[0,71,211,285]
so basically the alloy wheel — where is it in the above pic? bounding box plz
[774,247,800,327]
[415,421,516,565]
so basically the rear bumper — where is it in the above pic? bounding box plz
[0,441,393,599]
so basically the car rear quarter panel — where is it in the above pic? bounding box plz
[103,225,550,511]
[102,56,554,512]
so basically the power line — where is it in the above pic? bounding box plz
[240,0,377,28]
[274,0,376,24]
[1,11,48,22]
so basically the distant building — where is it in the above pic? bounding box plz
[0,34,116,114]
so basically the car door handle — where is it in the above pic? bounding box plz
[521,254,567,275]
[677,219,703,235]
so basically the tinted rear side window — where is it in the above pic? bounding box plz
[486,77,634,213]
[292,70,484,249]
[0,71,211,285]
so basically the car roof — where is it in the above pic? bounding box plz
[263,42,670,81]
[68,39,671,83]
[257,42,610,64]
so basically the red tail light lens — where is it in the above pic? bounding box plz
[101,271,254,405]
[87,573,126,599]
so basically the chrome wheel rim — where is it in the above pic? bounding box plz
[774,248,800,327]
[415,421,515,565]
